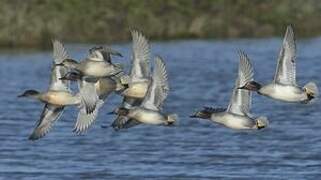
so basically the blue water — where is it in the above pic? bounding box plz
[1,38,321,179]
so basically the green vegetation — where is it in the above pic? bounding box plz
[1,0,321,48]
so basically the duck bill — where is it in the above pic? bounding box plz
[238,81,261,91]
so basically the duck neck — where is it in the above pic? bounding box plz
[64,60,80,69]
[28,93,43,101]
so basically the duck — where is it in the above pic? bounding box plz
[19,42,102,137]
[115,56,177,127]
[109,30,151,130]
[121,30,151,99]
[238,25,318,103]
[18,40,70,140]
[190,51,269,130]
[19,76,102,134]
[57,46,123,78]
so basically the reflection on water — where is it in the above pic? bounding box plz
[0,38,321,179]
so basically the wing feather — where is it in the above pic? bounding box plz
[29,104,64,140]
[79,77,100,114]
[130,30,150,82]
[227,51,253,115]
[73,78,102,133]
[273,25,296,86]
[49,40,70,91]
[141,56,169,110]
[73,100,104,134]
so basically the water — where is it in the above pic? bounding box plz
[1,38,321,179]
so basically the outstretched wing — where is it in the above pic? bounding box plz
[74,77,102,133]
[29,40,69,140]
[129,30,150,83]
[29,104,64,140]
[227,51,253,116]
[74,100,104,134]
[78,77,100,113]
[273,25,297,86]
[141,56,169,111]
[49,40,70,92]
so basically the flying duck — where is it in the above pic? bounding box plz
[191,52,268,130]
[115,56,177,127]
[239,25,318,103]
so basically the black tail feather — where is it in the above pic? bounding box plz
[191,106,226,119]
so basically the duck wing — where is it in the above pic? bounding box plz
[273,25,297,86]
[74,77,103,133]
[29,104,64,140]
[129,30,150,83]
[111,97,142,130]
[74,100,104,134]
[49,40,70,92]
[227,51,254,116]
[29,40,70,140]
[141,56,169,111]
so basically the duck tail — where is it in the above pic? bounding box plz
[303,82,319,98]
[167,113,178,125]
[255,116,269,130]
[190,107,226,119]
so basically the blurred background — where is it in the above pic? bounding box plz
[1,0,321,48]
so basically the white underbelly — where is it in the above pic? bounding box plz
[212,114,252,130]
[131,109,165,125]
[83,62,117,77]
[262,85,304,102]
[85,65,108,77]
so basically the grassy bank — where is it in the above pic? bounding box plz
[1,0,321,48]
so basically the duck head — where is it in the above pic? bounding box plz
[88,47,107,61]
[88,46,123,62]
[255,116,269,130]
[56,58,79,68]
[18,90,40,98]
[89,46,122,60]
[303,82,319,102]
[238,81,262,92]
